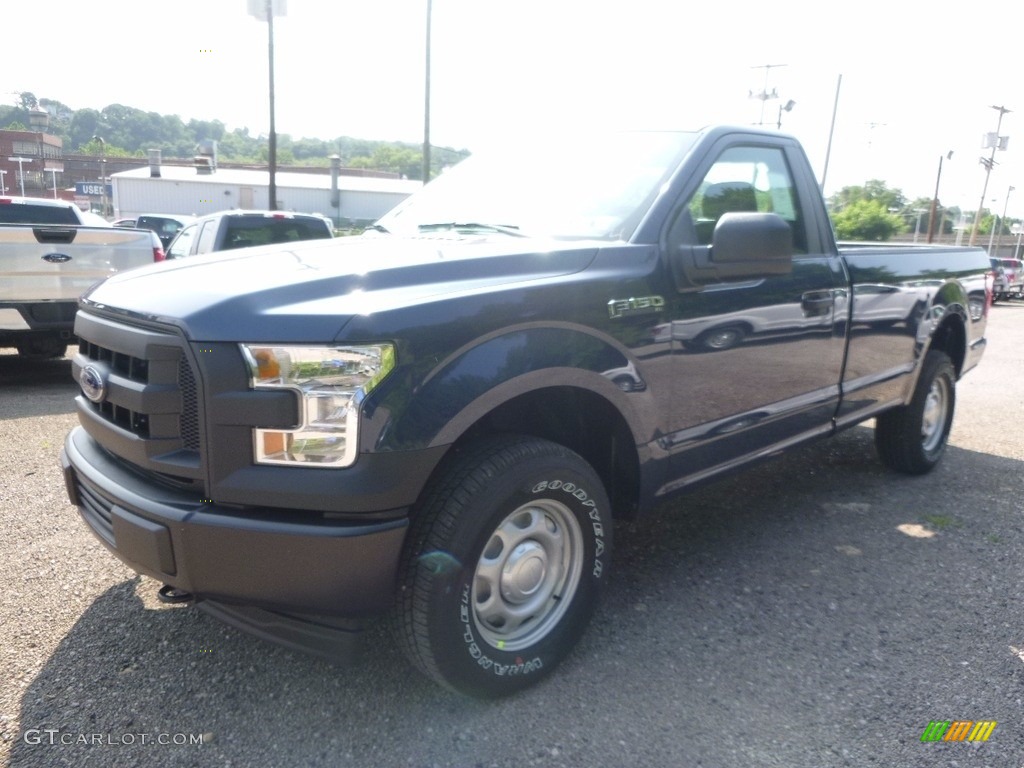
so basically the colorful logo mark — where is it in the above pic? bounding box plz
[920,720,997,742]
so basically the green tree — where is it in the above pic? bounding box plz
[69,108,102,149]
[349,144,423,179]
[187,118,226,143]
[828,179,906,213]
[832,199,905,241]
[79,137,134,157]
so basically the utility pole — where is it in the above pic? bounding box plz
[927,151,953,243]
[969,105,1011,247]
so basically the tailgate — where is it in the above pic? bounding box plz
[0,225,157,302]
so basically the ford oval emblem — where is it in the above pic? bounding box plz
[79,365,108,404]
[42,253,72,264]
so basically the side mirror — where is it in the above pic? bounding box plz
[671,212,793,289]
[712,212,793,273]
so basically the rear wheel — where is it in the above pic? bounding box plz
[874,350,955,475]
[392,435,612,698]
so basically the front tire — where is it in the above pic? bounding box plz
[695,324,746,351]
[874,350,955,475]
[392,435,612,698]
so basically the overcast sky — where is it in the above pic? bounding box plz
[5,1,1023,216]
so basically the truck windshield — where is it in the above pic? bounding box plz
[376,131,697,241]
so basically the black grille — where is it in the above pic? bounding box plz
[178,356,200,451]
[74,316,203,482]
[79,339,155,438]
[79,338,150,381]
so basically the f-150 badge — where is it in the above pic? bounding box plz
[608,295,664,319]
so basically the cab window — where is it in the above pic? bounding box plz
[688,146,807,253]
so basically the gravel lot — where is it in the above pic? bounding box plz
[2,304,1023,768]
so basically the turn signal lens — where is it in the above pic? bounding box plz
[240,344,395,467]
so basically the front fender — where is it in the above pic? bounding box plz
[369,325,650,451]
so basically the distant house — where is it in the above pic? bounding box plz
[110,152,421,226]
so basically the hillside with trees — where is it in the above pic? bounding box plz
[2,91,467,180]
[8,92,1019,240]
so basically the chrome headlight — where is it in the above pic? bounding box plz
[241,344,395,468]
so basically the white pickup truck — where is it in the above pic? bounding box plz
[1,197,165,358]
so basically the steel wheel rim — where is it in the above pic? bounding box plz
[471,499,583,652]
[705,329,739,349]
[921,376,950,453]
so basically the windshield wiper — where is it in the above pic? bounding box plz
[417,222,526,237]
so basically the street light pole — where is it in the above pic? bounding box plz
[969,105,1011,246]
[819,73,842,193]
[776,99,795,129]
[7,156,31,196]
[266,0,277,210]
[422,0,432,184]
[249,0,284,210]
[46,168,59,199]
[993,185,1015,256]
[986,198,999,254]
[0,169,6,195]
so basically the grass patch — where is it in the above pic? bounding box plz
[922,514,961,531]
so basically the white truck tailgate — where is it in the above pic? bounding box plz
[0,225,158,303]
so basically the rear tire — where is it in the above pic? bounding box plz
[16,335,68,360]
[874,350,955,475]
[392,435,612,698]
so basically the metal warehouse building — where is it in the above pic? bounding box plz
[110,154,421,227]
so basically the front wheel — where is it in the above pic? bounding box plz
[695,324,746,351]
[874,350,955,475]
[392,435,612,698]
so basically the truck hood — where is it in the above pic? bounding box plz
[81,234,599,341]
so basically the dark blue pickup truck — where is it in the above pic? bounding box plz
[60,126,989,698]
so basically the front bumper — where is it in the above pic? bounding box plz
[61,426,408,618]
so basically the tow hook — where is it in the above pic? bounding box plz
[157,584,197,605]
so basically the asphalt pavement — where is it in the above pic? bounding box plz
[1,303,1023,768]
